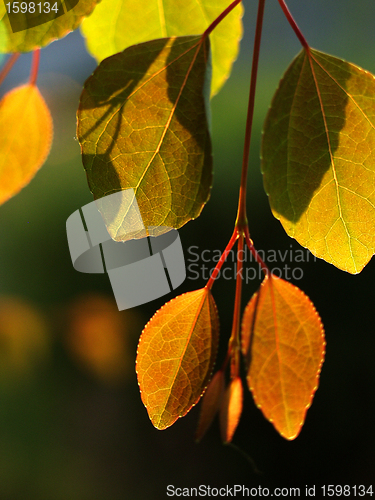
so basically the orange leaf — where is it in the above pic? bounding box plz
[195,369,225,442]
[219,376,243,444]
[136,288,219,430]
[0,84,53,205]
[241,276,325,440]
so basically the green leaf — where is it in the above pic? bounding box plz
[0,0,101,53]
[262,48,375,274]
[77,35,212,240]
[80,0,243,96]
[136,288,219,430]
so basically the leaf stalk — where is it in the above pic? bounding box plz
[245,227,269,276]
[205,230,239,291]
[229,233,244,378]
[277,0,309,50]
[0,53,20,88]
[30,49,40,86]
[202,0,242,40]
[235,0,266,230]
[206,0,270,294]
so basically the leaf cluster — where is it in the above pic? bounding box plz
[0,0,374,444]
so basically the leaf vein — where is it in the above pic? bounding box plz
[308,52,356,268]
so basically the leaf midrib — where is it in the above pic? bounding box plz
[106,38,204,238]
[157,0,167,37]
[159,289,209,425]
[304,51,355,270]
[267,277,293,438]
[307,50,375,272]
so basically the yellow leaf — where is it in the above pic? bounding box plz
[0,84,53,205]
[262,48,375,273]
[80,0,243,97]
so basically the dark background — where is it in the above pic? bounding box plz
[0,0,374,498]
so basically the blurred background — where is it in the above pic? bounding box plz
[0,0,374,498]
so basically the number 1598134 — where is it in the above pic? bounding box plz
[321,485,373,497]
[6,2,59,14]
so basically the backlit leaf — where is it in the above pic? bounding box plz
[0,0,101,53]
[241,275,325,440]
[262,48,375,273]
[136,288,219,430]
[219,376,243,444]
[0,83,53,205]
[81,0,243,96]
[195,369,225,442]
[78,36,212,240]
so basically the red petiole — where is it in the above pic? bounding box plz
[202,0,308,375]
[277,0,310,50]
[0,53,20,88]
[29,49,40,85]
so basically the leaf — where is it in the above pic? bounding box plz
[0,84,53,205]
[219,376,243,444]
[80,0,243,97]
[0,0,101,53]
[77,36,212,241]
[136,288,219,430]
[195,369,225,442]
[241,275,325,440]
[262,48,375,274]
